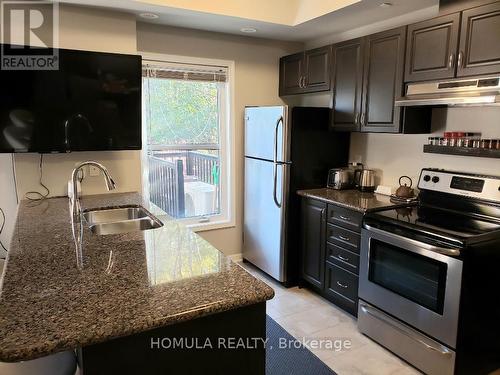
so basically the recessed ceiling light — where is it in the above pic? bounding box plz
[379,2,393,7]
[139,12,159,19]
[240,27,257,33]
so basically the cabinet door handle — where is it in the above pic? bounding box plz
[339,215,351,221]
[337,281,349,289]
[338,235,350,242]
[298,77,303,88]
[360,112,366,126]
[303,76,308,88]
[457,51,463,68]
[448,53,455,69]
[321,208,326,223]
[354,113,359,125]
[337,255,350,262]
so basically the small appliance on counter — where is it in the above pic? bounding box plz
[327,168,352,190]
[358,169,376,192]
[327,162,366,190]
[349,162,364,188]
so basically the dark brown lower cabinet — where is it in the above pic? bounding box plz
[325,262,359,315]
[300,198,326,289]
[300,197,361,316]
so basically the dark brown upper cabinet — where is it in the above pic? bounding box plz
[279,46,331,96]
[279,52,304,95]
[361,27,406,133]
[457,2,500,77]
[332,28,419,134]
[405,13,461,82]
[331,38,365,132]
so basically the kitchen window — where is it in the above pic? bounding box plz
[142,57,234,230]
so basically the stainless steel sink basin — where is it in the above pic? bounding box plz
[82,205,163,235]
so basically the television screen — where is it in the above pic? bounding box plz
[0,46,142,153]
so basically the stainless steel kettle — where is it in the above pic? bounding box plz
[358,169,376,192]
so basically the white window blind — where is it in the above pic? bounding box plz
[142,61,228,82]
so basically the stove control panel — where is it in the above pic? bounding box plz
[418,169,500,203]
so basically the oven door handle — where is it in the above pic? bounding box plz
[359,303,453,357]
[364,224,461,257]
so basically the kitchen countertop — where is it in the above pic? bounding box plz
[297,188,410,212]
[0,193,274,362]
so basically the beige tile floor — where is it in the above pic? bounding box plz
[240,262,422,375]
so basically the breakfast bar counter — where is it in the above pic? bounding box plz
[0,193,273,374]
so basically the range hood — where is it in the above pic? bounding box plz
[395,76,500,107]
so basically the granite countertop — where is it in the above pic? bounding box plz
[0,193,274,362]
[297,188,410,212]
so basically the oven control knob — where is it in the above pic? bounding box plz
[432,176,440,183]
[423,175,431,182]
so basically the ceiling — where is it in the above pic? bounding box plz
[57,0,439,42]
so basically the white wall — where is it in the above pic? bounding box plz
[13,5,142,199]
[137,23,302,255]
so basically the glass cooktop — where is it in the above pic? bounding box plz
[366,205,500,243]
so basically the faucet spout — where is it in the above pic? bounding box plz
[70,161,117,218]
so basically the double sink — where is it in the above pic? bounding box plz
[81,205,163,235]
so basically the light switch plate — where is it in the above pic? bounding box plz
[88,165,100,177]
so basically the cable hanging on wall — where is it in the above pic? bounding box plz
[0,207,7,254]
[24,154,50,201]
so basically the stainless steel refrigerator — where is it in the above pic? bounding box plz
[243,106,350,284]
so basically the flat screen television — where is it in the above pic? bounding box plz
[0,45,142,153]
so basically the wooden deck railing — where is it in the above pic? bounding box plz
[148,155,185,218]
[148,150,220,218]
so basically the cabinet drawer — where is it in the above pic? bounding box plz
[326,224,360,252]
[325,262,359,315]
[327,205,363,232]
[326,243,359,274]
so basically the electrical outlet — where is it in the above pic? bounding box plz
[88,165,101,177]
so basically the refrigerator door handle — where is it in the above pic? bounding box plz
[273,116,284,208]
[273,163,281,208]
[273,116,284,164]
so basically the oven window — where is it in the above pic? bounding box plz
[369,239,447,314]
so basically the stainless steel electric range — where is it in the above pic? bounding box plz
[358,168,500,375]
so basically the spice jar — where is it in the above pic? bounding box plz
[455,132,466,147]
[480,139,491,149]
[442,132,452,146]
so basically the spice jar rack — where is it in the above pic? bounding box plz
[424,132,500,159]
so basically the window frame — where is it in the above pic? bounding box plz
[140,52,236,232]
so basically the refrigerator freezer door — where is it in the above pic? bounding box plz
[244,106,289,163]
[243,157,290,282]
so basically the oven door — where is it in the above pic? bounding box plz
[359,225,463,348]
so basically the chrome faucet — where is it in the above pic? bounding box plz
[70,161,116,218]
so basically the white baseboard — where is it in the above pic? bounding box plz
[228,253,243,263]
